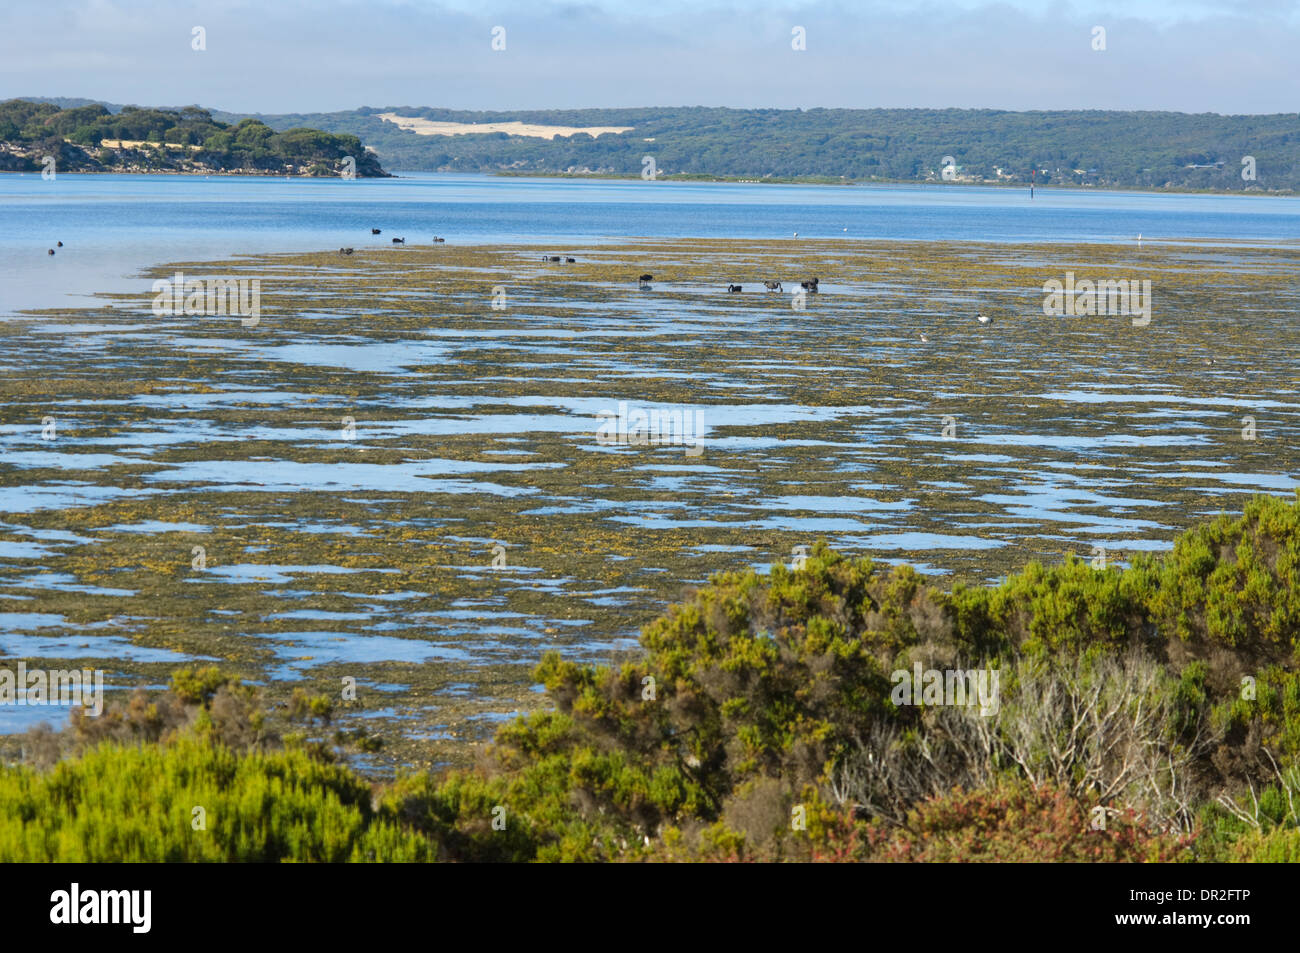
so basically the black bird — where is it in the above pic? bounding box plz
[47,249,55,255]
[56,241,63,247]
[638,273,653,287]
[565,256,576,263]
[371,228,381,234]
[727,284,742,293]
[392,237,405,244]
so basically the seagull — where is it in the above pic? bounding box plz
[977,314,992,325]
[793,231,798,238]
[920,333,928,343]
[1137,233,1143,247]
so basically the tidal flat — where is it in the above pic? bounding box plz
[1,238,1297,774]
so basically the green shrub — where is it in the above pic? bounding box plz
[0,736,430,861]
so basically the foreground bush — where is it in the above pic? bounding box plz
[0,734,429,862]
[3,494,1298,862]
[840,782,1194,863]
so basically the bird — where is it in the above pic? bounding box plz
[371,228,381,235]
[56,241,63,247]
[920,333,928,343]
[47,249,54,255]
[793,231,799,237]
[1137,233,1143,247]
[977,314,992,325]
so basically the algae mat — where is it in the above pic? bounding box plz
[1,238,1297,773]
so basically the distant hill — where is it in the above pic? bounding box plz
[0,100,389,177]
[206,104,1300,192]
[7,99,1296,190]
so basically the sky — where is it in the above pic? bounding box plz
[2,0,1298,115]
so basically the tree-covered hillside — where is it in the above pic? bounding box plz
[0,99,388,176]
[213,104,1299,191]
[7,97,1295,189]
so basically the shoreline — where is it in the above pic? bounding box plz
[1,165,1293,197]
[0,169,393,179]
[12,230,1300,321]
[496,170,1298,198]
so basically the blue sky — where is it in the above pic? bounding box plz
[2,1,1297,113]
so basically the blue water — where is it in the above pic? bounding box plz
[1,171,1296,314]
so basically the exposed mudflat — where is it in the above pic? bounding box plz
[2,238,1296,774]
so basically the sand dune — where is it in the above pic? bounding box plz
[377,113,632,140]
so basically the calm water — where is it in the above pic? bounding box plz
[1,172,1297,313]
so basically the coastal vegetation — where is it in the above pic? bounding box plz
[13,98,1297,190]
[0,99,388,176]
[2,496,1298,861]
[210,103,1300,191]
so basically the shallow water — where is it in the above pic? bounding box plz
[0,235,1297,772]
[3,171,1298,313]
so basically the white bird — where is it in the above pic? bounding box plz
[1137,233,1143,246]
[793,231,798,237]
[977,314,992,325]
[920,333,928,343]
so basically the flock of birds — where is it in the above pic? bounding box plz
[338,228,444,254]
[634,274,822,294]
[333,231,1000,333]
[36,225,1001,336]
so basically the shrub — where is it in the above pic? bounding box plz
[851,781,1195,863]
[0,736,430,862]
